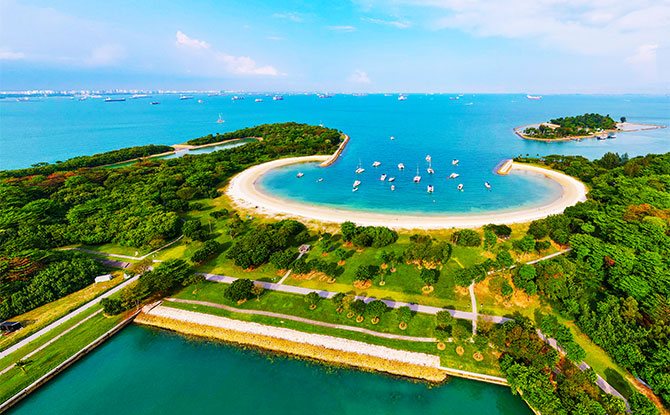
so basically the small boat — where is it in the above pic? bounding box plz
[398,95,407,101]
[526,94,542,100]
[388,177,395,182]
[104,97,126,102]
[457,184,464,191]
[413,166,421,183]
[391,185,395,191]
[448,172,460,179]
[355,159,365,174]
[427,185,434,193]
[379,174,387,181]
[607,133,616,139]
[597,134,607,140]
[397,163,405,170]
[198,100,204,103]
[296,172,304,178]
[130,94,150,99]
[179,96,193,100]
[425,155,432,162]
[452,159,459,166]
[231,96,244,100]
[151,101,160,105]
[317,178,323,182]
[390,136,394,140]
[353,180,361,188]
[217,113,225,123]
[255,98,263,102]
[427,168,434,174]
[372,161,381,167]
[485,182,491,189]
[352,187,359,192]
[273,96,284,101]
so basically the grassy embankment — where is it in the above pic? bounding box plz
[0,274,125,351]
[168,281,502,376]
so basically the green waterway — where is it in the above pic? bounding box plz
[9,325,532,414]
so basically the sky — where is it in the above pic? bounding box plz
[0,0,668,93]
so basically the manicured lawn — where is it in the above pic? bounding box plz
[0,275,125,351]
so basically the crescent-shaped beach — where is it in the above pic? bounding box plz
[225,156,588,229]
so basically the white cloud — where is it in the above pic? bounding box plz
[273,12,303,22]
[175,30,210,49]
[348,69,371,83]
[175,30,280,76]
[328,25,356,32]
[625,44,659,79]
[362,17,411,28]
[84,44,126,66]
[0,47,25,60]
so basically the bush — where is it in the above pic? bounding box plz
[513,235,536,253]
[484,224,512,238]
[436,310,453,328]
[420,268,440,286]
[101,298,126,315]
[350,299,366,315]
[270,249,296,270]
[452,229,481,247]
[224,279,254,302]
[528,219,550,239]
[190,240,222,264]
[535,240,551,253]
[354,264,379,282]
[397,306,412,324]
[182,219,208,241]
[366,299,388,318]
[305,291,320,306]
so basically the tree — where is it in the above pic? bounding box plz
[182,219,208,241]
[101,298,126,315]
[497,251,514,270]
[354,264,379,282]
[332,292,346,310]
[251,283,264,301]
[340,221,358,242]
[527,219,550,239]
[513,235,536,254]
[190,240,222,264]
[452,229,481,247]
[269,249,296,270]
[350,299,366,316]
[305,291,320,306]
[501,281,514,297]
[334,247,348,262]
[366,299,388,319]
[436,310,453,329]
[397,306,412,324]
[224,279,254,302]
[620,116,626,123]
[484,230,497,251]
[420,268,439,287]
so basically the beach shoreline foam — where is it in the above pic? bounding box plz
[225,156,588,229]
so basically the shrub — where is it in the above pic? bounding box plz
[350,299,366,315]
[527,219,550,239]
[366,299,388,318]
[224,279,254,302]
[436,310,453,328]
[420,268,440,286]
[484,224,512,238]
[101,298,126,315]
[190,240,222,264]
[397,306,412,324]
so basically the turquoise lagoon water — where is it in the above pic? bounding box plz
[9,325,532,415]
[1,94,667,214]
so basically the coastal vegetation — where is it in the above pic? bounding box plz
[522,113,617,139]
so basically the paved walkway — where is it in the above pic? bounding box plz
[200,272,511,324]
[0,275,139,359]
[68,234,184,262]
[166,298,436,342]
[469,281,478,335]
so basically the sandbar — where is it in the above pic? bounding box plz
[225,156,588,229]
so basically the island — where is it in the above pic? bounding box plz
[1,123,667,415]
[515,113,666,142]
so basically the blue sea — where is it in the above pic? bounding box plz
[1,94,668,214]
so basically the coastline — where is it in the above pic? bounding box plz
[318,134,349,167]
[135,305,449,383]
[225,157,588,229]
[513,122,666,142]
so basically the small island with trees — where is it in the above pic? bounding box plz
[515,113,665,142]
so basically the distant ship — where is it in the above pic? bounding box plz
[372,161,381,167]
[231,96,244,100]
[296,172,304,178]
[398,95,407,101]
[255,98,263,102]
[485,182,492,189]
[151,101,160,105]
[427,185,434,193]
[198,99,204,103]
[217,113,225,123]
[130,94,150,99]
[318,94,334,98]
[104,97,126,102]
[179,96,193,100]
[273,96,284,101]
[526,95,542,100]
[398,163,405,170]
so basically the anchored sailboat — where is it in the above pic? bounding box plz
[413,165,422,183]
[397,163,405,170]
[217,113,225,123]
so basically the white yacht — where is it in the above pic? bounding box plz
[255,98,263,102]
[388,177,395,182]
[379,174,387,181]
[413,166,422,183]
[398,95,407,101]
[390,136,395,140]
[217,113,225,123]
[317,178,324,182]
[391,185,395,191]
[485,182,491,189]
[448,172,460,179]
[397,163,405,170]
[355,159,365,174]
[353,180,361,188]
[427,185,434,193]
[352,187,359,192]
[457,184,464,191]
[452,159,459,166]
[372,161,381,167]
[425,155,432,162]
[296,172,304,178]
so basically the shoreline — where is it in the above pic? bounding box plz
[135,305,450,383]
[318,134,350,167]
[513,122,666,142]
[225,157,587,229]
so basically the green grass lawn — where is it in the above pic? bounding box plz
[0,275,125,351]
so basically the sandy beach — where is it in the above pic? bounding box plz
[225,157,588,229]
[513,121,666,142]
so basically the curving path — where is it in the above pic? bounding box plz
[166,298,436,342]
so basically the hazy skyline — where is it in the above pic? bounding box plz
[1,0,668,93]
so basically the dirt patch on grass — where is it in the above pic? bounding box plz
[353,280,373,290]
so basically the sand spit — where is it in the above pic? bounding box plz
[136,305,447,382]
